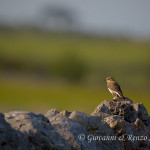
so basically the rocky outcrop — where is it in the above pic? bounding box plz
[0,98,150,150]
[92,98,149,125]
[5,111,71,150]
[92,98,150,150]
[0,113,31,150]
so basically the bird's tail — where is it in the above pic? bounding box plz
[118,92,125,99]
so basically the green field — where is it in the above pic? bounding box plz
[0,31,150,114]
[0,75,149,114]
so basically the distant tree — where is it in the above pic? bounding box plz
[39,5,78,32]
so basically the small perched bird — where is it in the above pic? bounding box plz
[106,77,125,99]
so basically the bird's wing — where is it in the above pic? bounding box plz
[113,82,124,97]
[107,81,124,97]
[113,82,122,91]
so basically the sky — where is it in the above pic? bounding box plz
[0,0,150,38]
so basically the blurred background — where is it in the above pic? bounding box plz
[0,0,150,114]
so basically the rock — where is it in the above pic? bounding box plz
[0,113,31,150]
[59,110,71,117]
[69,111,103,132]
[92,100,111,114]
[93,129,124,150]
[132,103,149,125]
[45,109,71,118]
[69,111,124,150]
[47,114,100,150]
[134,118,144,130]
[45,108,59,118]
[5,111,71,150]
[98,100,150,150]
[104,115,140,149]
[91,111,109,118]
[104,116,133,135]
[93,98,149,125]
[0,97,149,150]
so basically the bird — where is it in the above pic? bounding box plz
[106,77,125,99]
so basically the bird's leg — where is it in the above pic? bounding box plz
[116,94,120,98]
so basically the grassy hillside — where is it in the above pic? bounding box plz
[0,31,149,113]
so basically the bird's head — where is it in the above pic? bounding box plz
[106,77,115,82]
